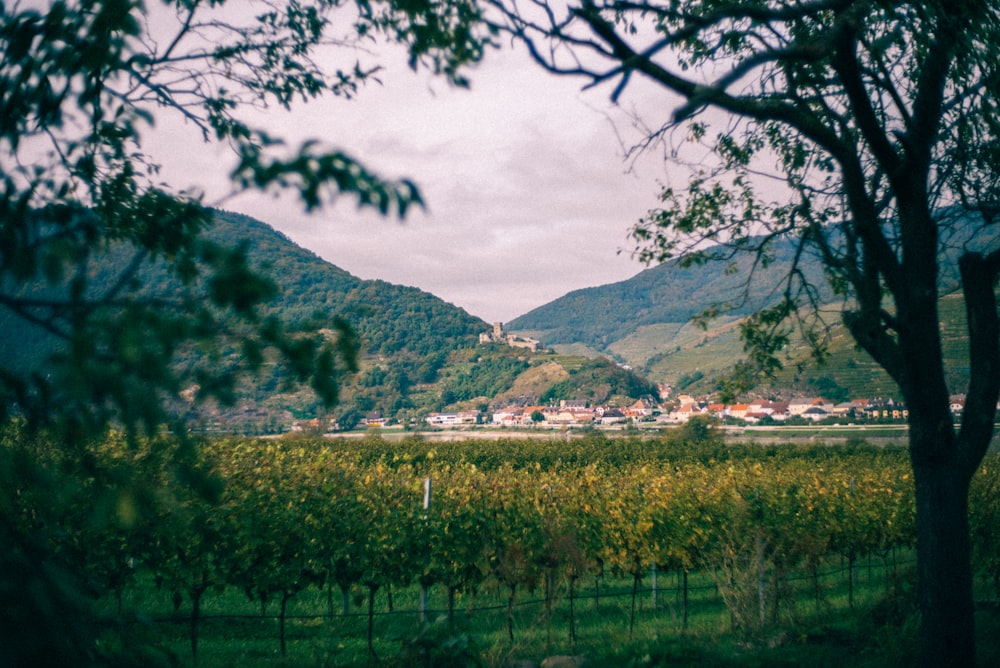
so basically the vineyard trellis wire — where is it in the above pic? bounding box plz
[127,552,920,660]
[7,431,1000,661]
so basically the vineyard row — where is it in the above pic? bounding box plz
[9,431,1000,658]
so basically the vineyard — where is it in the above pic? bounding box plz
[8,428,1000,666]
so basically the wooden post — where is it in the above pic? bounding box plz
[420,477,431,624]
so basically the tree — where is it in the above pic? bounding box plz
[0,1,489,663]
[1,0,491,440]
[490,0,1000,664]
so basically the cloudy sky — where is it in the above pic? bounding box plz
[149,32,674,324]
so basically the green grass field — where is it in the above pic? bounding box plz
[106,553,1000,667]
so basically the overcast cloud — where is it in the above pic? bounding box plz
[148,38,672,323]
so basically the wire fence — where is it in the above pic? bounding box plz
[140,553,919,629]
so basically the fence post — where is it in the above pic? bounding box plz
[420,476,431,624]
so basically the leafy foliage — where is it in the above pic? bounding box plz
[6,428,964,662]
[439,350,530,405]
[539,356,659,405]
[0,0,490,440]
[0,0,492,663]
[491,0,1000,660]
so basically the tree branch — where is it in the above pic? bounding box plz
[958,250,1000,479]
[828,14,902,179]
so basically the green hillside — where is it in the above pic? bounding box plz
[205,211,486,357]
[1,210,661,432]
[767,291,973,400]
[205,213,660,426]
[560,290,978,402]
[508,240,828,351]
[509,220,992,402]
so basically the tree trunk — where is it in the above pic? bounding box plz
[912,457,976,668]
[898,289,990,668]
[848,549,856,609]
[545,569,554,648]
[755,532,767,629]
[189,584,207,662]
[629,571,640,640]
[279,592,290,657]
[367,584,379,659]
[651,563,658,611]
[681,568,689,632]
[812,559,821,611]
[447,585,456,627]
[568,575,577,647]
[505,583,516,643]
[890,243,998,667]
[340,584,350,616]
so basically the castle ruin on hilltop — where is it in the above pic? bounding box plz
[479,322,544,352]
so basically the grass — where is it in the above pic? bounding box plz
[100,551,1000,667]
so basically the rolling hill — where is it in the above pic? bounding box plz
[0,210,662,432]
[201,212,661,427]
[509,224,991,402]
[508,240,827,353]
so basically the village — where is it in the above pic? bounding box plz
[406,393,974,431]
[282,320,982,434]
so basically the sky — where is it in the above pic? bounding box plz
[148,25,675,324]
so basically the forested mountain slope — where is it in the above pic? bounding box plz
[509,239,827,352]
[510,219,992,400]
[208,211,488,357]
[1,210,662,432]
[199,213,664,427]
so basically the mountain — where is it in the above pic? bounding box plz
[508,238,827,373]
[1,210,662,432]
[209,213,672,427]
[208,211,487,358]
[509,239,829,350]
[509,221,992,401]
[203,213,660,426]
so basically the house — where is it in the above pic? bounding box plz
[365,411,389,427]
[728,404,750,419]
[789,397,831,415]
[291,418,334,433]
[457,410,481,425]
[491,407,524,426]
[665,402,698,423]
[546,407,595,425]
[569,408,596,425]
[521,406,547,425]
[626,398,655,419]
[831,402,858,418]
[598,408,627,425]
[801,406,830,421]
[862,398,907,420]
[425,411,480,427]
[766,402,791,420]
